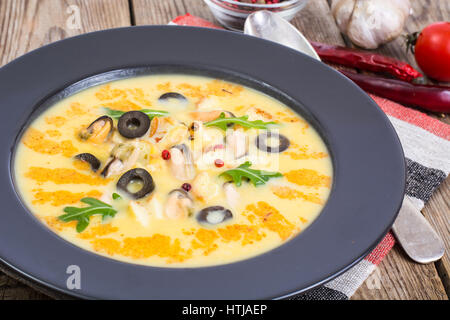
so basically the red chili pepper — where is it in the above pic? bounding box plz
[340,70,450,113]
[311,42,422,82]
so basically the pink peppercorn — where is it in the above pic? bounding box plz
[214,159,224,168]
[162,149,171,160]
[182,183,192,192]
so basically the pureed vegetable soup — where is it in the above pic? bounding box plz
[14,74,332,267]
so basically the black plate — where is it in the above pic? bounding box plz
[0,26,405,299]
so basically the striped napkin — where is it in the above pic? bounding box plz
[170,14,450,300]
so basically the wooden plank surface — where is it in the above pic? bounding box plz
[0,0,448,300]
[0,0,131,66]
[352,245,447,300]
[0,273,49,300]
[423,178,450,295]
[132,0,216,25]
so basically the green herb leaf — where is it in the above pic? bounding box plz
[58,197,117,233]
[219,161,283,187]
[112,193,122,200]
[103,107,169,120]
[204,113,278,131]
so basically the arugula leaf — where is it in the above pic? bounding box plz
[219,161,283,187]
[103,107,169,120]
[58,198,118,233]
[112,193,122,200]
[204,113,278,131]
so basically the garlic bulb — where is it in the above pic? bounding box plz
[331,0,411,49]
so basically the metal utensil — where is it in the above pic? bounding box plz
[392,197,445,263]
[244,10,320,61]
[244,10,445,264]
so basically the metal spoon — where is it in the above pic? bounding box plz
[244,10,445,264]
[244,10,320,61]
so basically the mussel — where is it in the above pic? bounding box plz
[255,132,290,153]
[74,153,101,172]
[164,189,193,219]
[117,111,150,139]
[79,115,113,144]
[116,168,155,200]
[169,144,196,181]
[197,206,233,225]
[226,129,248,159]
[101,143,139,177]
[223,182,239,208]
[158,92,188,105]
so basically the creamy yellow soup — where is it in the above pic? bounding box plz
[14,74,332,267]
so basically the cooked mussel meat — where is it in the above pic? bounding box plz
[169,144,196,181]
[74,153,101,172]
[255,132,290,153]
[226,129,248,159]
[101,143,139,177]
[117,111,150,139]
[116,168,155,200]
[79,115,113,144]
[197,206,233,225]
[223,182,239,208]
[164,189,193,219]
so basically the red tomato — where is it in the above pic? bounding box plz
[413,22,450,82]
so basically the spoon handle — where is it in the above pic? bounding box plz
[392,197,445,264]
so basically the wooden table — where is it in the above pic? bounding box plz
[0,0,448,300]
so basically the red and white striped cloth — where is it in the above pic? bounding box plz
[170,14,450,300]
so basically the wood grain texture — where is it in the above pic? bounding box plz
[132,0,216,25]
[291,0,344,44]
[0,0,131,66]
[0,273,50,300]
[422,178,450,296]
[0,263,72,300]
[352,245,447,300]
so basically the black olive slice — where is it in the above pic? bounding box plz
[117,168,155,199]
[158,92,188,104]
[197,206,233,225]
[74,153,101,172]
[255,132,290,153]
[117,111,150,139]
